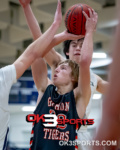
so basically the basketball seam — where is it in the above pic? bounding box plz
[79,4,83,35]
[69,5,79,34]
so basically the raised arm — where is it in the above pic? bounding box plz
[74,9,98,118]
[95,74,109,94]
[19,0,42,39]
[93,1,120,148]
[14,0,62,79]
[19,0,84,67]
[19,0,62,67]
[31,58,52,106]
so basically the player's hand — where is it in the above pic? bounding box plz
[83,9,98,33]
[19,0,31,8]
[53,0,62,27]
[63,30,84,41]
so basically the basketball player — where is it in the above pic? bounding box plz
[29,56,92,149]
[25,6,97,150]
[93,1,120,149]
[0,1,76,149]
[19,0,101,150]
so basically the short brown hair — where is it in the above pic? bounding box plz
[58,60,79,88]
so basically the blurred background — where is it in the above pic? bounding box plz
[0,0,117,149]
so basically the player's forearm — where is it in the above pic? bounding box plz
[104,4,120,116]
[22,4,42,40]
[93,2,120,147]
[14,22,60,79]
[42,32,68,54]
[76,31,93,104]
[97,80,109,94]
[96,8,120,143]
[80,31,93,66]
[103,20,120,118]
[30,22,60,57]
[51,32,66,46]
[80,9,97,66]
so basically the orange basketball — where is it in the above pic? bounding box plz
[64,3,93,35]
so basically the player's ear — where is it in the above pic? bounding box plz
[66,52,69,56]
[71,76,75,82]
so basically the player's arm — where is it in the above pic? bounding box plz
[14,0,62,79]
[74,9,98,119]
[95,74,109,94]
[19,0,84,67]
[19,0,42,39]
[32,58,52,106]
[19,0,62,67]
[93,1,120,147]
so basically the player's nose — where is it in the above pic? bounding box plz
[55,67,59,73]
[76,46,81,51]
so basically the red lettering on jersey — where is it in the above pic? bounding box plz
[65,102,69,111]
[48,129,52,139]
[64,131,69,141]
[44,128,49,139]
[54,104,60,110]
[52,129,56,140]
[48,98,70,111]
[43,128,69,142]
[59,132,65,141]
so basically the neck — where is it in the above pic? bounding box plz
[56,84,73,95]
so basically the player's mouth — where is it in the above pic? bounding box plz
[54,74,57,78]
[74,53,81,56]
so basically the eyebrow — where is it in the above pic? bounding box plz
[59,64,68,68]
[71,41,77,44]
[60,64,68,67]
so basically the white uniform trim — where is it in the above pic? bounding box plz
[0,65,16,150]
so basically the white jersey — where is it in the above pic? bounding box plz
[86,70,98,118]
[0,65,16,149]
[79,70,97,131]
[77,70,97,150]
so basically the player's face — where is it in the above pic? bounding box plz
[53,63,73,86]
[67,39,84,64]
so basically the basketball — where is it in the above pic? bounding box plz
[64,4,93,35]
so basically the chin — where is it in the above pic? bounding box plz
[53,81,58,87]
[74,58,79,63]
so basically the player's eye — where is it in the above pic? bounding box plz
[72,44,77,47]
[61,66,66,70]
